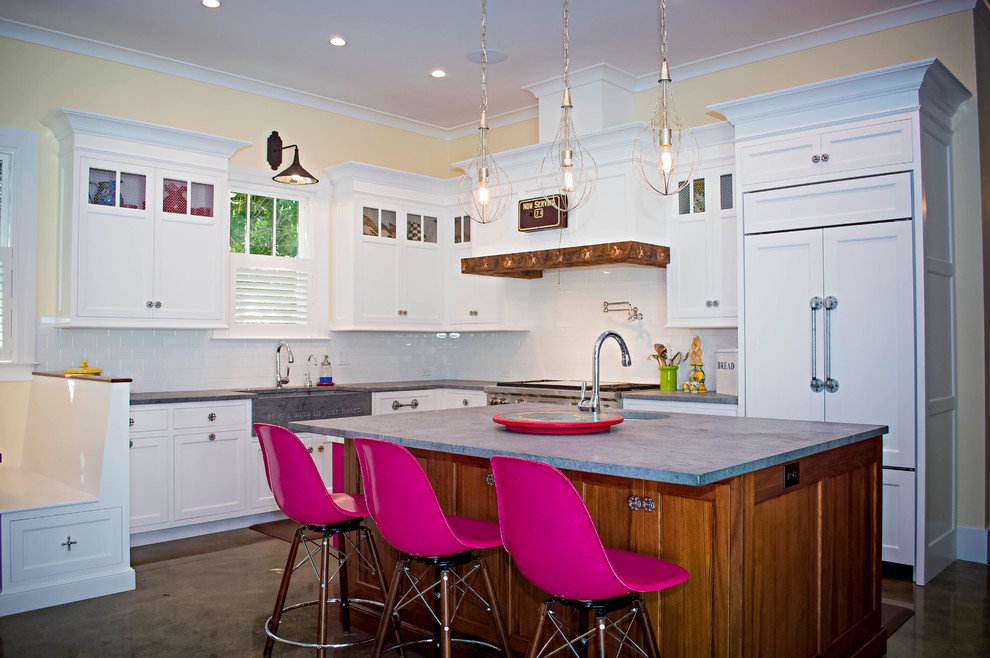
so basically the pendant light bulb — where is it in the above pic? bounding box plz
[632,0,700,196]
[457,0,511,224]
[537,1,597,213]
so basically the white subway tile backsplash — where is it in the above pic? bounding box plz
[34,267,737,392]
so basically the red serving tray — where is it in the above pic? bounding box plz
[492,411,624,434]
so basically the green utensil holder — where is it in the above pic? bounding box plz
[659,365,678,391]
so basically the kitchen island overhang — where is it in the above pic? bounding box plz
[292,404,888,486]
[291,405,888,658]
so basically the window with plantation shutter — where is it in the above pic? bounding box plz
[222,179,321,339]
[234,260,310,325]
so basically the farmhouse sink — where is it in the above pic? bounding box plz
[239,386,372,429]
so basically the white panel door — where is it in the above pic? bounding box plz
[882,469,917,565]
[743,229,825,422]
[129,434,171,528]
[823,221,915,468]
[400,240,443,324]
[173,430,246,520]
[154,171,225,322]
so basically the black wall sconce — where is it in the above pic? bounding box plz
[267,131,319,185]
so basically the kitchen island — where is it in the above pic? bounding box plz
[293,405,887,658]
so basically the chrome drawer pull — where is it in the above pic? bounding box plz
[61,536,78,552]
[391,399,419,411]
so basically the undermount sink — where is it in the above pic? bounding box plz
[242,386,373,429]
[236,386,361,395]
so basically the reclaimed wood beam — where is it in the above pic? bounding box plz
[460,241,670,279]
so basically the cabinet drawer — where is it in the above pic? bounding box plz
[9,508,123,583]
[373,391,434,415]
[742,172,912,235]
[173,403,247,429]
[129,407,168,433]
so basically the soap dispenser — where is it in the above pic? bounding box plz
[318,355,334,386]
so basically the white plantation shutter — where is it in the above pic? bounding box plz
[233,256,311,326]
[0,246,10,360]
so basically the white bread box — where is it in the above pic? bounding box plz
[714,349,738,395]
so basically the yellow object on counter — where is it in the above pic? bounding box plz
[64,360,103,375]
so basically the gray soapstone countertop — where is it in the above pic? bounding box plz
[130,380,493,404]
[291,403,886,486]
[622,390,738,404]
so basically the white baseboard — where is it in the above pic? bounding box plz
[130,511,285,547]
[0,568,135,617]
[956,525,989,564]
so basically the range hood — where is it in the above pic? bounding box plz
[461,241,669,279]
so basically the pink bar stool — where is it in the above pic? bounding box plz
[254,424,392,658]
[490,455,690,658]
[353,436,513,658]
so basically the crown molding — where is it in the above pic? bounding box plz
[2,0,975,140]
[630,0,975,91]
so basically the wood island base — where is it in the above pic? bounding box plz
[340,436,886,658]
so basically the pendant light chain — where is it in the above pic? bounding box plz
[562,0,570,92]
[631,0,700,196]
[480,0,488,114]
[537,0,597,213]
[457,0,511,224]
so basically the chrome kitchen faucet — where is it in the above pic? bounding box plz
[579,330,631,414]
[275,342,294,388]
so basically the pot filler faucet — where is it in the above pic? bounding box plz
[275,342,294,388]
[579,330,632,414]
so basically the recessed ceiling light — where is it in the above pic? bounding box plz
[201,0,221,8]
[328,36,347,47]
[431,69,447,79]
[466,48,507,65]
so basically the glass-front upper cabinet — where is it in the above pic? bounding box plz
[161,174,216,218]
[88,165,148,210]
[362,206,397,239]
[405,213,437,244]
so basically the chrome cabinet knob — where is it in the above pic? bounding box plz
[308,446,314,453]
[486,473,495,486]
[462,398,469,406]
[706,300,713,307]
[154,301,162,308]
[712,300,719,307]
[129,417,135,427]
[642,497,656,512]
[812,154,822,164]
[208,433,216,441]
[208,412,217,421]
[627,496,643,511]
[129,440,133,448]
[146,301,154,308]
[318,445,325,453]
[821,153,830,162]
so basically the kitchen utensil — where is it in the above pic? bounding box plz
[670,352,682,366]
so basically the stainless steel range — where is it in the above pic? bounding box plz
[484,380,656,409]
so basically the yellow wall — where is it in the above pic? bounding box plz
[0,8,985,537]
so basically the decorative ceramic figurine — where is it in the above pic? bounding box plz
[682,336,707,393]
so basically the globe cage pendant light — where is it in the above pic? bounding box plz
[632,0,700,196]
[537,0,597,213]
[457,0,512,225]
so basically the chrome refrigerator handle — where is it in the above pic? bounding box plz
[810,297,825,392]
[824,296,839,393]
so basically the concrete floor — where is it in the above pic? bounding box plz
[0,528,986,656]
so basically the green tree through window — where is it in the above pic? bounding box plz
[229,192,299,256]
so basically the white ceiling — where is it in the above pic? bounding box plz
[0,0,971,136]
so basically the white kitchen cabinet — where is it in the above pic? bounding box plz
[355,203,443,325]
[43,109,246,328]
[737,117,913,188]
[173,429,246,520]
[882,469,917,566]
[128,434,171,529]
[718,59,969,582]
[373,390,435,415]
[744,219,915,469]
[622,397,738,417]
[441,389,488,409]
[129,400,255,536]
[666,169,737,328]
[447,214,504,326]
[8,508,124,586]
